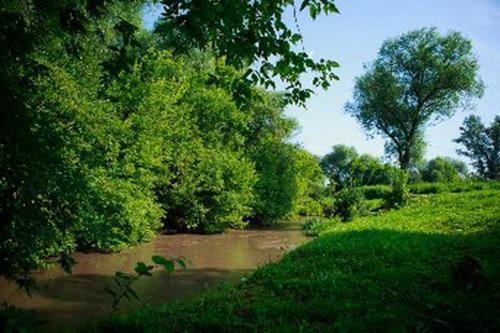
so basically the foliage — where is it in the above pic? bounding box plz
[251,142,299,224]
[105,256,185,315]
[156,0,340,105]
[241,94,324,224]
[0,0,321,282]
[0,0,153,280]
[333,187,365,221]
[353,153,394,186]
[320,196,336,217]
[0,303,38,333]
[320,145,392,190]
[421,157,467,183]
[385,169,409,209]
[384,129,427,170]
[291,149,325,216]
[302,216,339,237]
[346,28,484,169]
[108,186,500,332]
[320,145,358,190]
[361,180,500,199]
[360,184,391,200]
[455,115,500,180]
[408,181,500,195]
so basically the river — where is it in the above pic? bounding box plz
[0,222,308,331]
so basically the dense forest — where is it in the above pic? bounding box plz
[1,1,499,332]
[0,0,333,282]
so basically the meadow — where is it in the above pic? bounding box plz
[107,183,500,332]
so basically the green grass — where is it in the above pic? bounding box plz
[106,186,500,332]
[360,180,500,199]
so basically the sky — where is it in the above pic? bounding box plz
[143,0,500,162]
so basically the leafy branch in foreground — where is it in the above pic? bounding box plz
[156,0,341,105]
[104,256,186,315]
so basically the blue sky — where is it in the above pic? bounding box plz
[143,0,500,161]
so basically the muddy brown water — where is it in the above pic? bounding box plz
[0,222,308,331]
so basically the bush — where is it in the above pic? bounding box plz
[421,157,467,183]
[320,197,336,217]
[251,142,299,224]
[334,188,366,221]
[302,217,340,236]
[359,185,391,200]
[294,198,324,217]
[385,170,409,209]
[408,181,500,195]
[408,182,448,194]
[292,149,325,217]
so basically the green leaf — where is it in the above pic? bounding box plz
[152,255,175,273]
[175,258,187,269]
[309,5,318,19]
[300,0,310,11]
[134,262,153,276]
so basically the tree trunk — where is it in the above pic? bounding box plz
[399,149,411,170]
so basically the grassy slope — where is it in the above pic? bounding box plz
[109,187,500,332]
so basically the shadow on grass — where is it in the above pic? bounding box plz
[4,226,499,332]
[106,228,500,332]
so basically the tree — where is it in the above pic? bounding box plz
[352,154,392,186]
[455,115,500,180]
[155,0,340,105]
[320,145,359,190]
[0,0,340,284]
[1,0,319,281]
[346,28,484,169]
[445,157,469,177]
[0,0,155,282]
[320,145,392,190]
[292,149,325,216]
[384,129,426,170]
[421,157,466,183]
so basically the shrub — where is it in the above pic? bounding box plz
[320,197,336,217]
[407,181,500,195]
[292,149,325,217]
[294,198,324,217]
[334,188,365,221]
[359,185,391,200]
[251,142,299,224]
[385,169,409,209]
[302,217,340,236]
[408,182,448,194]
[421,157,463,183]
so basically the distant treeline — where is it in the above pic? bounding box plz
[320,144,472,191]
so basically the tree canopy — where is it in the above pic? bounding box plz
[320,145,392,190]
[156,0,340,105]
[346,28,483,169]
[0,0,326,283]
[455,115,500,180]
[420,157,468,183]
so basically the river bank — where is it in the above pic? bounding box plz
[0,222,308,332]
[108,188,500,332]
